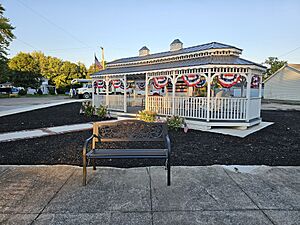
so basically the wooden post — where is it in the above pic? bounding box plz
[246,70,252,122]
[123,75,127,112]
[172,72,176,115]
[145,73,149,110]
[206,70,211,122]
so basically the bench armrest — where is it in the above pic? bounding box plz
[83,134,99,156]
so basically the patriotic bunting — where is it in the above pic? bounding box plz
[111,80,122,88]
[136,82,145,90]
[94,80,105,88]
[153,76,169,88]
[120,82,130,90]
[218,74,240,88]
[182,74,202,87]
[195,79,206,88]
[251,76,260,88]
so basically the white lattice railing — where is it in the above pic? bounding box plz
[94,94,105,108]
[147,96,173,116]
[248,97,261,120]
[146,96,257,121]
[209,97,247,120]
[107,95,124,111]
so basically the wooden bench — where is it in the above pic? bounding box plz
[82,119,171,186]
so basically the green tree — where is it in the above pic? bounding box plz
[8,52,41,88]
[0,4,15,82]
[263,57,287,79]
[0,4,15,61]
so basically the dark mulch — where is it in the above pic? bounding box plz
[0,102,105,133]
[0,110,299,166]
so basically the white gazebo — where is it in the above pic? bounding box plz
[91,40,266,130]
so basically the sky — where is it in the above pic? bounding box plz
[3,0,300,67]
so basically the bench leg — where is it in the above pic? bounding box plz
[92,159,96,170]
[167,159,171,186]
[83,156,87,186]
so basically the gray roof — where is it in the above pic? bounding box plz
[109,42,242,65]
[93,56,266,76]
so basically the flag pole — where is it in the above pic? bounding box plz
[94,53,96,73]
[101,47,105,70]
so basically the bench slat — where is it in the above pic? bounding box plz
[87,148,167,158]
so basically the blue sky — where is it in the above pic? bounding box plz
[3,0,300,66]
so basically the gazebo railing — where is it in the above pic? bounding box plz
[107,95,124,111]
[146,96,255,121]
[209,97,247,120]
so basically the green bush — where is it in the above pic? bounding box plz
[167,115,184,131]
[138,110,157,122]
[96,105,107,119]
[18,89,27,96]
[48,87,56,95]
[81,101,94,117]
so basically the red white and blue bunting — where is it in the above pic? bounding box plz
[94,80,105,88]
[153,76,169,88]
[182,74,202,87]
[195,79,206,88]
[218,74,241,88]
[251,76,260,88]
[111,80,123,88]
[120,82,130,90]
[136,82,145,90]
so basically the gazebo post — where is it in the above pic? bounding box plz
[206,70,211,122]
[246,70,252,122]
[258,75,262,98]
[123,75,127,112]
[145,73,148,110]
[92,79,95,107]
[172,72,176,115]
[105,76,109,107]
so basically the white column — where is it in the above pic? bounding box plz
[123,75,127,112]
[145,73,149,110]
[92,79,95,107]
[172,72,176,115]
[258,75,262,98]
[206,70,211,122]
[105,76,109,107]
[246,70,252,122]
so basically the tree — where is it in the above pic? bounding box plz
[8,52,41,88]
[0,4,15,81]
[87,61,107,78]
[263,57,287,79]
[0,4,15,61]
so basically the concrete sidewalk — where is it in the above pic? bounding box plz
[0,165,299,225]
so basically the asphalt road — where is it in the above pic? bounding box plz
[0,96,72,112]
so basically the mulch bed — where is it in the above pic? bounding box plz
[0,102,106,133]
[0,109,299,166]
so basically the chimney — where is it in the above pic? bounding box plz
[170,39,183,51]
[139,46,150,56]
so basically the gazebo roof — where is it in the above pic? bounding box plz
[108,42,242,65]
[93,56,266,76]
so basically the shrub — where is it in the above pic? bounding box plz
[96,105,107,119]
[18,89,27,96]
[167,115,184,131]
[48,87,56,95]
[81,101,95,117]
[37,89,43,95]
[138,110,157,122]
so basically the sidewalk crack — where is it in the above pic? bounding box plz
[146,167,154,225]
[29,169,76,225]
[223,168,276,225]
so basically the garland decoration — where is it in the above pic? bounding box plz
[218,74,240,88]
[153,76,169,88]
[182,74,202,87]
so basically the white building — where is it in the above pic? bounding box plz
[264,64,300,101]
